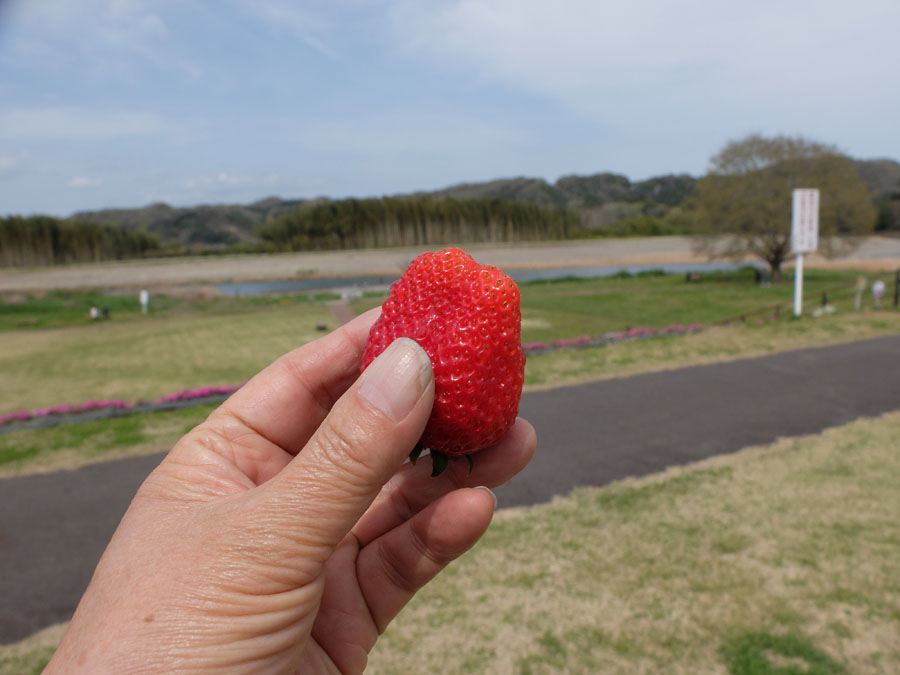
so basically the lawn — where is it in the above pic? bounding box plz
[0,403,217,477]
[0,288,342,331]
[0,303,334,412]
[353,267,897,341]
[2,270,895,414]
[0,268,898,476]
[4,410,898,673]
[524,312,900,389]
[365,411,900,674]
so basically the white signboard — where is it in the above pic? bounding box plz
[791,188,819,253]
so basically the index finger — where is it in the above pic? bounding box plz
[208,307,380,456]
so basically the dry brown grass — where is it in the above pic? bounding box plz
[4,412,899,673]
[365,411,900,674]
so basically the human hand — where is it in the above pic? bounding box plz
[47,309,536,674]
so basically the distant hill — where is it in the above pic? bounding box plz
[419,172,696,210]
[72,197,307,247]
[854,159,900,200]
[66,159,900,246]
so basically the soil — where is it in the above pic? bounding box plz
[1,236,898,294]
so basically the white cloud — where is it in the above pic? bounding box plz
[139,13,169,37]
[183,172,260,190]
[104,0,168,36]
[236,1,334,56]
[0,107,168,141]
[4,0,199,82]
[146,171,295,206]
[388,0,900,124]
[68,176,103,188]
[0,152,27,178]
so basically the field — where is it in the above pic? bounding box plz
[1,268,898,476]
[3,267,894,413]
[3,411,899,673]
[365,411,900,674]
[1,265,899,673]
[0,297,335,412]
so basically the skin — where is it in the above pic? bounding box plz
[45,308,536,674]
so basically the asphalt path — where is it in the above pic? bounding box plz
[1,334,899,644]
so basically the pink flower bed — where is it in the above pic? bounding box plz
[155,386,239,403]
[522,341,550,351]
[2,321,710,427]
[521,322,706,356]
[553,336,592,348]
[0,386,241,427]
[623,327,657,338]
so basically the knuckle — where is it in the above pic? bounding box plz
[375,538,419,596]
[387,483,418,524]
[313,415,379,487]
[409,519,449,567]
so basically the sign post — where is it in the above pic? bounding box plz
[791,189,819,316]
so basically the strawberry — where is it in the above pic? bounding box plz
[361,248,525,476]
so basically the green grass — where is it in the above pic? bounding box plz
[518,267,892,342]
[0,303,334,412]
[352,267,897,344]
[0,288,340,331]
[0,289,180,330]
[0,268,897,475]
[721,631,847,674]
[524,312,900,388]
[2,310,896,477]
[0,404,216,476]
[0,647,55,675]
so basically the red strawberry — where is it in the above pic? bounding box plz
[361,248,525,476]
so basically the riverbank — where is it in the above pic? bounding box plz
[2,236,898,293]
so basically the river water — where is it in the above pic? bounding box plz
[215,260,761,296]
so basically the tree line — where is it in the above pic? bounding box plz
[0,216,160,267]
[258,197,583,251]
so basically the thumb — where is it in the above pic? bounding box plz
[265,337,434,560]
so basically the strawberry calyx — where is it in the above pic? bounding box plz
[408,443,473,477]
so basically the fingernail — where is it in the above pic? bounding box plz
[476,486,498,510]
[359,338,432,422]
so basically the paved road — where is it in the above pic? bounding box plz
[2,334,899,643]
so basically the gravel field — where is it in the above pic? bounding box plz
[1,236,898,293]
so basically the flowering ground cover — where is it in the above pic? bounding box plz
[0,386,239,428]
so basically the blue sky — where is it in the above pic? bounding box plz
[1,0,898,216]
